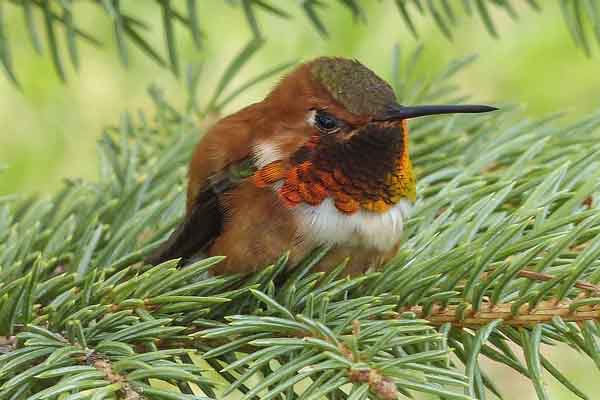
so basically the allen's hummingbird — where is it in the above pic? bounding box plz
[148,57,496,274]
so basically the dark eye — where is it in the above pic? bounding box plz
[315,111,339,133]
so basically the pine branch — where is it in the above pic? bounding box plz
[84,353,146,400]
[409,299,600,328]
[4,46,600,399]
[516,269,600,293]
[404,269,600,329]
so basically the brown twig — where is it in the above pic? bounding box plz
[517,269,600,293]
[87,351,146,400]
[349,369,398,400]
[408,299,600,328]
[346,320,399,400]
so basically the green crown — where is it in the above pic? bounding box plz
[310,57,396,116]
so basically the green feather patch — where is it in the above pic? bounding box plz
[310,57,396,116]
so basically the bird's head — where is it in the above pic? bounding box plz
[253,57,496,213]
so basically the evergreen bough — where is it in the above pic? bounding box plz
[2,42,600,399]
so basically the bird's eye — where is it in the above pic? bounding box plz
[314,111,340,133]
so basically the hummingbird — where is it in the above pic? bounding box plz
[148,57,496,275]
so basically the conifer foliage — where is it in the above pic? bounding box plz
[2,2,600,400]
[2,46,600,399]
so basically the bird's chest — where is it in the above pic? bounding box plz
[293,198,413,251]
[251,140,413,251]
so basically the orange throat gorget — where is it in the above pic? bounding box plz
[253,121,416,214]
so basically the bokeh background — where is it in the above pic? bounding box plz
[0,2,598,398]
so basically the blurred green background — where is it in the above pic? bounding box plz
[0,2,599,398]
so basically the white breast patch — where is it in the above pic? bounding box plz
[294,198,413,251]
[252,139,413,252]
[253,141,283,168]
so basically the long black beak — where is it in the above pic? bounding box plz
[377,104,498,121]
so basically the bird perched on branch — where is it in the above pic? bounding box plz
[148,57,496,274]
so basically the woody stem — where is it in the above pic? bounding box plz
[408,300,600,328]
[517,269,600,293]
[404,270,600,329]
